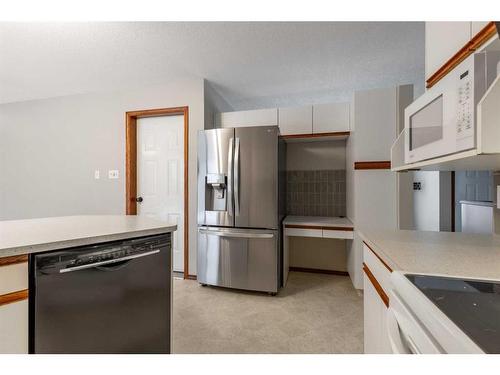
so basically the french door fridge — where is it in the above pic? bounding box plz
[197,126,283,293]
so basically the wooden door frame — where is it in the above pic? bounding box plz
[125,106,191,279]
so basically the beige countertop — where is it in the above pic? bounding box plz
[359,229,500,280]
[0,215,177,258]
[283,215,354,229]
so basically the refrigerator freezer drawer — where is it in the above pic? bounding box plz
[197,227,278,293]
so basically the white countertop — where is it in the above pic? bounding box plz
[359,229,500,280]
[283,216,354,229]
[0,215,177,258]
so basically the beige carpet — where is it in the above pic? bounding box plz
[172,271,364,353]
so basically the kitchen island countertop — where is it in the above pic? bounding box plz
[0,215,176,258]
[359,229,500,280]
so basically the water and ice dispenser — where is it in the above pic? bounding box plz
[205,173,228,211]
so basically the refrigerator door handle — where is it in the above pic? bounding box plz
[227,137,234,217]
[234,137,240,216]
[199,228,274,239]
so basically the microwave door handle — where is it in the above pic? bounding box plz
[227,137,234,217]
[234,137,240,216]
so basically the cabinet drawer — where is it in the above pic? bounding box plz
[363,243,391,295]
[0,299,28,353]
[313,102,350,133]
[322,229,353,239]
[0,262,28,295]
[284,227,322,238]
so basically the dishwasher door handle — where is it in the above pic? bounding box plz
[59,249,160,273]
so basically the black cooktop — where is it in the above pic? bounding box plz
[406,274,500,354]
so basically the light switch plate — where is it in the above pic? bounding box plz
[94,170,100,179]
[108,170,119,179]
[497,186,500,209]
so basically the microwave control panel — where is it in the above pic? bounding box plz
[456,75,473,139]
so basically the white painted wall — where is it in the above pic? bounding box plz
[412,171,452,232]
[413,172,441,231]
[0,78,204,275]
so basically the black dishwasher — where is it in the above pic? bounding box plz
[29,233,171,354]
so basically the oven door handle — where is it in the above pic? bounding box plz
[59,249,160,273]
[386,307,412,354]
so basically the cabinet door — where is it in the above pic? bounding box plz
[0,299,28,354]
[278,105,312,135]
[363,272,383,353]
[216,108,278,128]
[471,22,489,37]
[363,272,392,354]
[313,102,349,133]
[353,87,397,161]
[425,22,471,80]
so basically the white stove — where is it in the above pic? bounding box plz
[388,272,500,354]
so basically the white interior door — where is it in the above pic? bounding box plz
[137,115,184,272]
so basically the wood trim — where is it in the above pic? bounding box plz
[363,263,389,308]
[186,274,197,281]
[354,161,391,170]
[0,289,28,307]
[363,241,393,272]
[125,106,190,280]
[284,224,353,231]
[280,131,350,140]
[426,22,497,89]
[290,267,349,276]
[0,254,28,267]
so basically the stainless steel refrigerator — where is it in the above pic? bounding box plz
[197,126,285,293]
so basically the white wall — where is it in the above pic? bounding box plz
[412,171,452,232]
[0,78,204,275]
[204,80,233,130]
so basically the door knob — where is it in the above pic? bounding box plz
[136,197,143,203]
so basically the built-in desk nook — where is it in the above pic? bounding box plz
[282,215,354,285]
[282,130,353,286]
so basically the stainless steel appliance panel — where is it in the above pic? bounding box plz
[30,234,171,354]
[234,126,278,229]
[197,128,235,227]
[197,227,278,293]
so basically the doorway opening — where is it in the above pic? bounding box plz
[125,107,190,279]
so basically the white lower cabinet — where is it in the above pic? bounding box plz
[0,258,29,354]
[363,272,391,354]
[363,244,392,354]
[0,299,28,354]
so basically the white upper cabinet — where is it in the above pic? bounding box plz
[471,21,489,36]
[278,105,312,135]
[216,108,278,128]
[425,22,471,80]
[312,102,350,133]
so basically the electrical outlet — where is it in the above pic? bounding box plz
[108,170,119,179]
[94,170,100,179]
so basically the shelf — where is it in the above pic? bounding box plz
[280,131,349,143]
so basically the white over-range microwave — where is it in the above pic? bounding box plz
[404,51,500,164]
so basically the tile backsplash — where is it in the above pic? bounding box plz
[286,170,346,217]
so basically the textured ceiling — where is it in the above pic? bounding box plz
[0,22,424,108]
